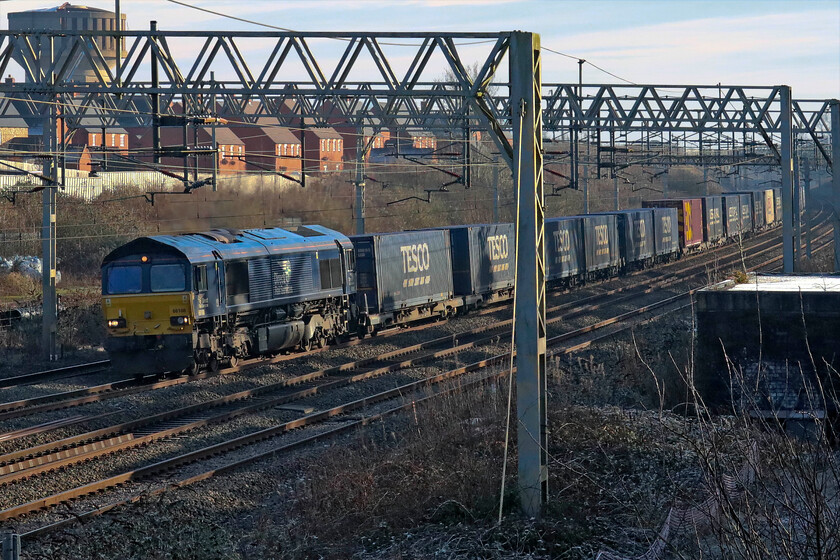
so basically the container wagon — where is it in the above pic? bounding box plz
[738,193,754,234]
[581,214,621,278]
[722,194,743,238]
[773,187,782,224]
[594,209,654,269]
[545,216,585,284]
[642,198,703,252]
[429,223,515,309]
[732,191,765,231]
[701,196,724,245]
[351,230,456,336]
[648,206,680,263]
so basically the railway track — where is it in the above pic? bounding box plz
[0,222,805,426]
[0,225,832,536]
[0,210,804,395]
[0,214,829,432]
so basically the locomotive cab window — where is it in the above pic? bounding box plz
[194,265,208,292]
[150,264,188,292]
[105,265,142,294]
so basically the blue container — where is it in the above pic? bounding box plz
[593,209,654,266]
[545,216,585,281]
[722,195,743,237]
[701,196,724,243]
[424,223,515,296]
[649,206,680,258]
[351,230,453,314]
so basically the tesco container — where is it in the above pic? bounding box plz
[545,216,585,281]
[739,193,753,233]
[722,194,743,237]
[648,206,680,259]
[582,214,620,273]
[431,223,515,296]
[593,209,654,266]
[351,230,453,314]
[701,196,724,243]
[643,198,704,249]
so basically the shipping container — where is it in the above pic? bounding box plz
[773,187,782,224]
[648,206,680,259]
[701,196,724,243]
[545,216,585,281]
[594,209,654,267]
[427,223,515,296]
[642,198,704,249]
[351,230,453,315]
[763,189,775,225]
[732,191,764,230]
[739,193,753,233]
[582,214,620,274]
[722,194,743,237]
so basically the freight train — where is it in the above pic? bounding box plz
[101,189,783,376]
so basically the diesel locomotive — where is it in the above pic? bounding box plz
[102,225,355,375]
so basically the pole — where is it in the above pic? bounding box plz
[464,124,471,189]
[793,147,801,268]
[355,127,366,235]
[41,37,58,361]
[803,156,811,259]
[779,85,795,273]
[831,101,840,271]
[150,21,160,165]
[492,158,500,222]
[211,71,218,191]
[583,129,589,214]
[114,0,121,87]
[511,31,547,518]
[2,533,20,560]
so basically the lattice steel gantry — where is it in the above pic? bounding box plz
[0,28,548,516]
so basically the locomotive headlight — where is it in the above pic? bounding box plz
[107,318,126,328]
[170,316,191,326]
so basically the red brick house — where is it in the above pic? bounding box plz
[300,127,343,174]
[229,119,301,174]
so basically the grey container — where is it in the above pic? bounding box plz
[545,216,584,281]
[751,191,766,229]
[722,194,743,237]
[731,191,763,230]
[594,209,654,266]
[738,193,753,233]
[649,206,680,258]
[431,223,515,296]
[351,230,453,314]
[581,214,620,273]
[701,196,724,243]
[773,187,782,223]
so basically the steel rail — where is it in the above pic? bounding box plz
[0,361,111,389]
[0,214,822,428]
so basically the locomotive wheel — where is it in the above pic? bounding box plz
[301,337,312,352]
[208,358,220,373]
[316,333,327,349]
[228,355,239,368]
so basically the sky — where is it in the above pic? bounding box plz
[0,0,837,98]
